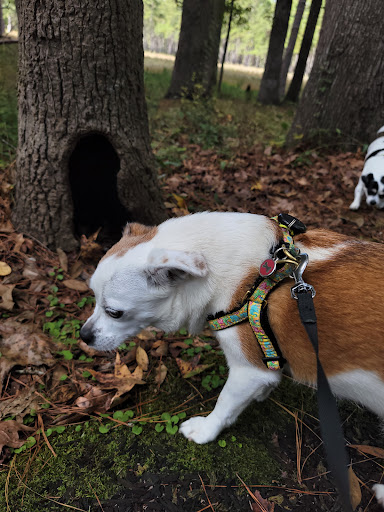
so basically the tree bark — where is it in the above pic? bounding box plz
[13,0,166,251]
[0,1,5,37]
[287,0,384,145]
[285,0,322,103]
[258,0,292,105]
[217,0,235,95]
[278,0,306,101]
[166,0,225,99]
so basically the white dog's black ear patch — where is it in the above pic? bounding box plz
[145,248,208,286]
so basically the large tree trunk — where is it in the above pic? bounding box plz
[287,0,384,144]
[166,0,225,99]
[285,0,322,103]
[278,0,306,101]
[13,0,166,251]
[258,0,292,105]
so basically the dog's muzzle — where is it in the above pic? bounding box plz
[79,324,95,345]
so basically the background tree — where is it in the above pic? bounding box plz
[258,0,292,104]
[285,0,322,103]
[0,1,4,36]
[166,0,226,99]
[13,0,166,251]
[287,0,384,144]
[217,0,235,94]
[278,0,306,100]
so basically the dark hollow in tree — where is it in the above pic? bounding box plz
[68,134,129,240]
[285,0,322,103]
[287,0,384,145]
[258,0,292,105]
[166,0,225,99]
[13,0,166,251]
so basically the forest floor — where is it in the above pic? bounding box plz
[1,47,384,512]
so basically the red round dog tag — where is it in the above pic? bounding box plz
[259,258,276,277]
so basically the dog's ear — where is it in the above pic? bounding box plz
[145,248,208,286]
[123,223,155,237]
[362,173,374,186]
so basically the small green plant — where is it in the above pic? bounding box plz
[218,439,226,448]
[132,425,143,435]
[157,411,186,436]
[113,410,134,422]
[48,266,64,281]
[201,366,227,391]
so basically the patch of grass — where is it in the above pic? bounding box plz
[144,63,295,162]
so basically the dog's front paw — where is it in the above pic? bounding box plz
[349,201,360,210]
[179,416,222,444]
[373,484,384,507]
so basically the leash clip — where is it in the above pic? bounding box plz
[290,253,316,299]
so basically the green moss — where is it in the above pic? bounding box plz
[0,354,320,512]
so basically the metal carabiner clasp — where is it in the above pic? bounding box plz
[290,253,316,299]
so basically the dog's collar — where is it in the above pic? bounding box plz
[207,214,306,371]
[365,148,384,162]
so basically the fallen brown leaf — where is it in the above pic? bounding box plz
[0,320,55,389]
[62,279,89,292]
[75,386,114,413]
[136,345,149,371]
[0,385,40,420]
[0,283,15,310]
[349,444,384,459]
[348,467,362,510]
[0,420,34,452]
[0,262,11,276]
[250,490,275,511]
[57,248,68,272]
[176,356,213,379]
[155,362,167,386]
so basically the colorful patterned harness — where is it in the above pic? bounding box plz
[208,217,301,371]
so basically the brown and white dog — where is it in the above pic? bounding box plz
[80,212,384,506]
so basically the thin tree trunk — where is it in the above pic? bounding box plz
[285,0,322,103]
[217,0,235,95]
[13,0,166,250]
[166,0,225,99]
[0,1,5,37]
[279,0,306,101]
[258,0,293,105]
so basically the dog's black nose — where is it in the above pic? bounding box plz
[370,199,377,205]
[79,325,95,345]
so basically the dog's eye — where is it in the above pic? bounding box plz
[105,308,123,319]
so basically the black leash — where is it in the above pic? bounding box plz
[296,289,353,512]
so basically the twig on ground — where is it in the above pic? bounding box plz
[88,482,105,511]
[198,474,216,512]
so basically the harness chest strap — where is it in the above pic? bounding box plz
[208,218,299,371]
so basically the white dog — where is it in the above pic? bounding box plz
[81,212,384,507]
[350,125,384,210]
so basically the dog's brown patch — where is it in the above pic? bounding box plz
[101,223,157,261]
[229,229,384,381]
[295,229,350,249]
[269,239,384,383]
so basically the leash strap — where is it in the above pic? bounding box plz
[297,290,352,512]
